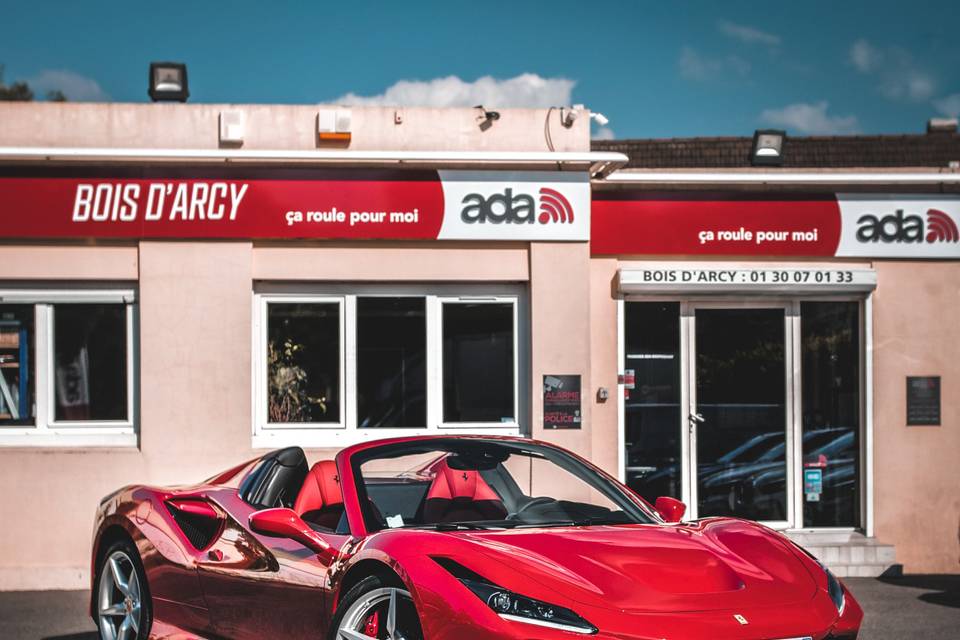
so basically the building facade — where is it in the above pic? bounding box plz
[0,103,957,590]
[592,130,960,575]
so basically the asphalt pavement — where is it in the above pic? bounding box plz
[0,576,957,639]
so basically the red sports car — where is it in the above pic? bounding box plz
[90,435,862,639]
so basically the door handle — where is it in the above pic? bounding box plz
[689,413,705,424]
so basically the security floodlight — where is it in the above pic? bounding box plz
[148,62,189,102]
[751,129,785,166]
[590,112,610,127]
[474,105,500,131]
[562,104,585,128]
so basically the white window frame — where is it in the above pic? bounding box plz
[0,287,137,447]
[253,284,526,448]
[255,295,347,430]
[435,296,521,430]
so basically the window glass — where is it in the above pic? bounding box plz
[357,297,426,428]
[442,303,515,423]
[0,305,35,426]
[54,304,127,421]
[267,303,340,423]
[695,308,787,522]
[623,302,682,504]
[801,301,860,527]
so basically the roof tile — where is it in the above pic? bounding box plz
[592,133,960,168]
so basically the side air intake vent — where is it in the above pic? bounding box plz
[165,500,222,550]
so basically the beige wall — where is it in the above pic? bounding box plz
[0,103,587,152]
[5,247,960,587]
[0,101,600,590]
[0,242,259,588]
[872,261,960,573]
[0,238,605,588]
[588,257,960,574]
[589,257,621,477]
[529,242,594,460]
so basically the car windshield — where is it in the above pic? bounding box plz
[353,439,658,531]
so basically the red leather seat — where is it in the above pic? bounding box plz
[294,460,343,530]
[423,459,507,524]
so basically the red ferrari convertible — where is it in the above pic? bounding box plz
[90,436,862,639]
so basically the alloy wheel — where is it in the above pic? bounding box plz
[97,550,142,640]
[338,587,422,640]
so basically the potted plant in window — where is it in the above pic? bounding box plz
[268,339,327,422]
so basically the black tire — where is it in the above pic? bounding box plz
[94,538,153,640]
[329,574,423,640]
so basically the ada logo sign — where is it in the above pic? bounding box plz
[837,195,960,258]
[855,208,959,244]
[438,171,589,241]
[460,187,575,225]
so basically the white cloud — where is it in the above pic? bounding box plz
[331,73,575,108]
[880,71,936,102]
[678,46,750,82]
[934,93,960,118]
[760,101,860,135]
[848,39,936,102]
[29,69,109,101]
[592,126,616,141]
[717,20,781,46]
[849,39,882,73]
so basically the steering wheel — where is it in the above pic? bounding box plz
[508,496,558,519]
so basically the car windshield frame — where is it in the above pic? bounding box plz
[349,437,660,533]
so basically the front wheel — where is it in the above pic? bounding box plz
[331,575,424,640]
[95,540,151,640]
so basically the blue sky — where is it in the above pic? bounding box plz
[3,1,959,139]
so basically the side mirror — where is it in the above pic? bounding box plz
[654,496,686,523]
[249,507,336,563]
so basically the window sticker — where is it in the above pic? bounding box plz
[386,514,405,528]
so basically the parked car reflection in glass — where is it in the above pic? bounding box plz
[699,428,856,521]
[630,427,856,523]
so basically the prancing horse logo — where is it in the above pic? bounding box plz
[734,614,749,625]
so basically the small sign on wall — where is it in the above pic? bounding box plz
[906,376,941,426]
[804,468,823,502]
[544,375,582,429]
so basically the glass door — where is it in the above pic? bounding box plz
[622,302,683,505]
[622,299,862,530]
[688,305,793,526]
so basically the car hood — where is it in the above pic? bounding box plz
[454,518,817,614]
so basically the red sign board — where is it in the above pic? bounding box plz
[592,192,960,258]
[591,194,841,256]
[0,168,591,241]
[0,173,444,240]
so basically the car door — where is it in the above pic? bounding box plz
[196,488,350,639]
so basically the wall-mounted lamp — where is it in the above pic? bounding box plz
[561,104,585,128]
[590,112,610,127]
[751,129,786,166]
[148,62,189,102]
[475,105,501,131]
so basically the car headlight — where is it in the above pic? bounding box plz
[460,578,598,635]
[821,563,846,615]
